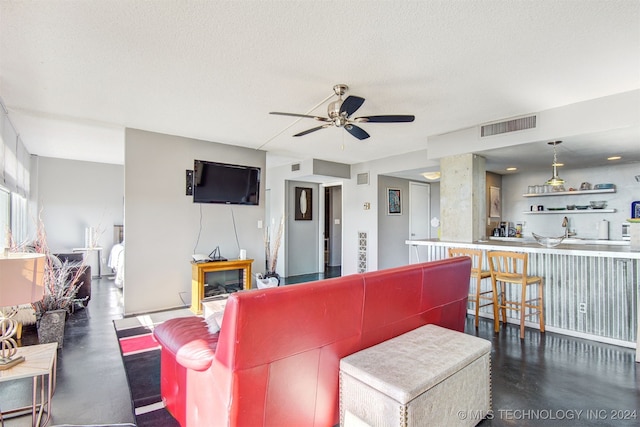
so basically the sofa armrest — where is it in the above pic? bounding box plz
[154,317,220,371]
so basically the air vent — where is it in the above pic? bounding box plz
[481,115,537,137]
[291,163,301,172]
[357,172,369,185]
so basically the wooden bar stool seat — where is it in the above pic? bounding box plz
[448,248,494,328]
[488,251,545,339]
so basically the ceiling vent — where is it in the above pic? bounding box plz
[291,163,301,172]
[481,115,537,137]
[357,172,370,185]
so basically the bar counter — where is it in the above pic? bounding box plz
[405,238,639,362]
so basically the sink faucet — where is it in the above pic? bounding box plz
[562,216,569,238]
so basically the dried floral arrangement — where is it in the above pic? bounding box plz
[7,219,86,320]
[31,221,86,319]
[264,216,284,274]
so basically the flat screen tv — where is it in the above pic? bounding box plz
[193,160,261,205]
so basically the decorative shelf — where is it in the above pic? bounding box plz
[523,209,616,215]
[522,188,615,197]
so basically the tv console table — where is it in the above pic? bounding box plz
[191,259,253,314]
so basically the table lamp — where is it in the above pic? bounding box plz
[0,252,45,370]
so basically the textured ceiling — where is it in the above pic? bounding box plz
[1,1,639,175]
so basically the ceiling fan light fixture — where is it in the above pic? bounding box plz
[545,141,565,186]
[269,83,415,141]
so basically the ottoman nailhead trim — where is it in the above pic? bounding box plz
[489,357,493,412]
[339,371,344,424]
[400,404,408,427]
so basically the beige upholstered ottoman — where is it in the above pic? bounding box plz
[340,324,491,427]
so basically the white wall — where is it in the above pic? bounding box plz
[266,149,437,276]
[428,91,640,160]
[124,128,266,315]
[502,162,640,240]
[285,180,320,276]
[35,156,124,272]
[378,175,411,270]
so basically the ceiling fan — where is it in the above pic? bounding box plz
[270,84,415,140]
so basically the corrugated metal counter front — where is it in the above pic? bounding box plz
[405,238,639,362]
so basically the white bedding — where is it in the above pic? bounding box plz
[108,243,125,288]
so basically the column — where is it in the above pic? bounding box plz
[440,153,486,242]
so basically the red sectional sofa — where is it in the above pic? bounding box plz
[153,257,472,427]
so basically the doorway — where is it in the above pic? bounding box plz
[323,185,342,277]
[409,182,431,263]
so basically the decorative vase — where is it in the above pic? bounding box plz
[263,271,281,285]
[37,309,66,349]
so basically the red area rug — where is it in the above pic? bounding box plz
[114,323,180,427]
[119,333,160,356]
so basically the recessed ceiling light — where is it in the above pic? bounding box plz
[421,171,441,180]
[607,156,622,161]
[506,167,517,171]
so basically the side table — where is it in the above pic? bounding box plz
[0,342,58,426]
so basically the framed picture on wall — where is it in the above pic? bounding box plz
[295,187,312,220]
[387,188,402,215]
[490,186,501,218]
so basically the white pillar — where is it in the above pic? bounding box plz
[440,153,486,242]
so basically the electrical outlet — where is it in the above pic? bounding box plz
[578,302,587,314]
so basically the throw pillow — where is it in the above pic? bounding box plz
[205,311,224,334]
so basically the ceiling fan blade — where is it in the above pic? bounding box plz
[345,124,370,140]
[293,125,330,137]
[270,112,330,122]
[339,96,365,117]
[354,115,415,123]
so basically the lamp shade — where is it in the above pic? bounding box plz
[0,253,46,306]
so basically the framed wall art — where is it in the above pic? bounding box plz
[387,188,401,215]
[295,187,312,220]
[490,186,501,218]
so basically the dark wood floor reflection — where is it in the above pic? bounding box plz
[2,270,638,426]
[2,277,134,426]
[470,317,639,426]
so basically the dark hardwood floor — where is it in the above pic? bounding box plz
[2,268,638,426]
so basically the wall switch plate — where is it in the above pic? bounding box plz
[258,220,263,229]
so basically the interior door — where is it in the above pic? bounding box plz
[409,182,430,264]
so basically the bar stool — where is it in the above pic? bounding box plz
[487,251,545,339]
[448,247,493,328]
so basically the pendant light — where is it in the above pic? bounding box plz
[546,141,565,186]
